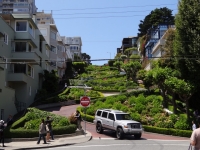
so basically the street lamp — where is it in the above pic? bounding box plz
[107,52,111,59]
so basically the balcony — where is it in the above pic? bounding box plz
[152,39,165,54]
[2,0,16,3]
[7,73,28,83]
[14,33,37,48]
[145,39,158,48]
[11,52,40,65]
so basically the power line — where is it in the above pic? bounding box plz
[52,9,178,16]
[38,4,177,11]
[1,55,200,64]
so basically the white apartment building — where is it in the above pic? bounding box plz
[0,0,37,14]
[35,12,67,79]
[65,37,82,61]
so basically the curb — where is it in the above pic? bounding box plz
[5,130,84,142]
[12,131,92,150]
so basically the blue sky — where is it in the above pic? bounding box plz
[35,0,178,65]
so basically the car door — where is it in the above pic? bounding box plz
[107,113,115,130]
[101,111,109,128]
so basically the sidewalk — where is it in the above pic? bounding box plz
[1,130,92,150]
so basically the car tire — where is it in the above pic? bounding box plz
[96,123,103,134]
[134,133,141,139]
[116,128,124,139]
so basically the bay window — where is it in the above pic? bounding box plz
[16,21,27,31]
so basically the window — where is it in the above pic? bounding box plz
[46,49,49,57]
[16,21,27,31]
[14,64,26,73]
[29,86,31,96]
[108,113,115,121]
[50,31,56,39]
[28,23,34,37]
[40,28,47,36]
[45,63,49,71]
[51,45,57,53]
[3,33,8,45]
[28,43,32,52]
[15,42,26,52]
[27,65,34,78]
[96,110,102,116]
[102,111,108,118]
[57,45,63,51]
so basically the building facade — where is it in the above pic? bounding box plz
[144,24,175,70]
[0,14,50,120]
[35,12,67,80]
[0,0,37,14]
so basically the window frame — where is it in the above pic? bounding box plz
[15,20,28,32]
[28,22,35,38]
[3,33,8,45]
[50,30,56,40]
[27,65,34,78]
[102,111,108,118]
[14,42,27,52]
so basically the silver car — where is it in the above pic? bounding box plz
[93,109,143,139]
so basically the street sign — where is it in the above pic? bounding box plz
[80,96,90,107]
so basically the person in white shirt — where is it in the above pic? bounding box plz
[192,121,197,131]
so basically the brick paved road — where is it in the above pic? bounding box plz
[44,105,190,140]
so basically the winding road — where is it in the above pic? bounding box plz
[44,104,190,141]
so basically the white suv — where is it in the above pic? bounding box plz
[93,109,143,139]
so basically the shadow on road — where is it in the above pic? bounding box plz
[98,130,147,140]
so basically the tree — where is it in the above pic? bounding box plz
[174,0,200,88]
[81,53,91,65]
[158,28,176,68]
[146,67,174,108]
[42,70,59,93]
[165,77,195,120]
[138,7,174,37]
[122,61,141,82]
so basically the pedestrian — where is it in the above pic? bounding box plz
[0,120,5,147]
[37,119,47,144]
[190,119,200,149]
[46,122,50,142]
[74,110,82,130]
[192,121,197,131]
[6,115,13,127]
[45,116,54,140]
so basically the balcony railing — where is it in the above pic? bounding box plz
[152,39,165,54]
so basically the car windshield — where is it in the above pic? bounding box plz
[115,113,131,120]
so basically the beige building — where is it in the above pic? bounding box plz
[35,12,74,79]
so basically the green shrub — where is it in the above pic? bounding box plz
[112,102,123,110]
[116,95,127,103]
[128,96,137,105]
[130,112,141,121]
[174,116,189,130]
[120,105,129,112]
[135,103,145,114]
[86,107,95,116]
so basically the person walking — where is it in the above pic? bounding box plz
[192,121,197,131]
[45,116,54,140]
[74,110,82,130]
[0,120,5,147]
[46,122,50,142]
[37,119,47,144]
[190,119,200,149]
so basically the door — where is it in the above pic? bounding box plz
[107,113,115,130]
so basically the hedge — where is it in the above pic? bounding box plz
[143,125,192,138]
[4,124,77,138]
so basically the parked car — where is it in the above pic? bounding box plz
[93,109,143,139]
